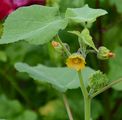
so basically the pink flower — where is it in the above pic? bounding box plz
[13,0,46,9]
[0,0,14,20]
[0,0,46,20]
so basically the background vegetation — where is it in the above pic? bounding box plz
[0,0,122,120]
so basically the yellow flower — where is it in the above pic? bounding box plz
[66,53,86,71]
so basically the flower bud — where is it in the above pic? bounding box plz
[51,41,60,47]
[97,46,115,60]
[51,41,70,54]
[108,52,115,58]
[51,41,62,53]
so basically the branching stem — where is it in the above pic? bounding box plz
[91,78,122,99]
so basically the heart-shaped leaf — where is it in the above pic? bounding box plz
[65,4,107,24]
[15,62,95,92]
[0,5,67,45]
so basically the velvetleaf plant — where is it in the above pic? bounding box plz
[0,4,122,120]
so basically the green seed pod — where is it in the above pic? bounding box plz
[89,70,109,92]
[97,46,110,60]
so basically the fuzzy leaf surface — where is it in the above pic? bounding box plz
[15,62,95,92]
[65,4,107,24]
[0,5,67,45]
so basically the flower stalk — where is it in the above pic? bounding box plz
[78,70,91,120]
[56,35,71,56]
[57,35,91,120]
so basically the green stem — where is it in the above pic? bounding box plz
[91,78,122,99]
[84,97,91,120]
[78,71,88,97]
[55,35,73,120]
[78,70,91,120]
[62,94,74,120]
[56,34,92,120]
[56,35,71,56]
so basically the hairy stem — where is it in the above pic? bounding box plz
[91,78,122,99]
[78,71,91,120]
[78,71,88,97]
[84,97,91,120]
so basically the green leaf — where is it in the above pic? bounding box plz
[110,0,122,13]
[68,31,80,36]
[13,110,37,120]
[0,95,23,119]
[15,62,95,92]
[91,100,103,120]
[104,26,121,49]
[114,0,122,13]
[0,22,3,37]
[39,99,67,119]
[81,28,98,51]
[108,47,122,91]
[0,95,37,120]
[0,5,67,45]
[69,28,98,51]
[59,0,84,13]
[0,51,7,62]
[65,4,107,24]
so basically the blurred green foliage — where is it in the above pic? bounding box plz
[0,0,122,120]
